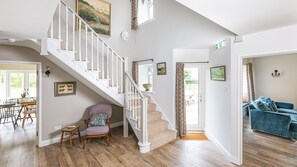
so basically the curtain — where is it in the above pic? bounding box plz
[131,0,138,30]
[132,62,139,84]
[176,63,186,137]
[247,63,255,102]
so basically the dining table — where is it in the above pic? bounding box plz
[15,101,36,128]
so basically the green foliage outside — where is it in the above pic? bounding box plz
[185,80,198,84]
[29,73,36,88]
[184,70,192,80]
[10,73,23,88]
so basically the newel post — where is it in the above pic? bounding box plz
[123,57,129,137]
[138,97,151,153]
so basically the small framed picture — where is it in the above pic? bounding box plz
[210,66,226,81]
[157,62,166,75]
[54,81,77,97]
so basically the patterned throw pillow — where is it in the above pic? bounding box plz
[252,100,270,111]
[258,96,278,112]
[88,113,109,127]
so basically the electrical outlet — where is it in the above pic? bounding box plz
[54,125,62,131]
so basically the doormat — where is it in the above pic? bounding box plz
[181,133,208,140]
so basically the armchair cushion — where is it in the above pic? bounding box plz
[88,113,109,126]
[85,125,109,136]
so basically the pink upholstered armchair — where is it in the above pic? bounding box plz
[83,104,112,149]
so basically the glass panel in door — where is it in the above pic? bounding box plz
[29,73,37,97]
[9,72,24,98]
[184,67,200,130]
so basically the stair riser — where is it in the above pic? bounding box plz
[148,112,162,122]
[150,132,176,150]
[148,103,156,111]
[148,121,168,135]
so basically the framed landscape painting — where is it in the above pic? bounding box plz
[157,62,166,75]
[77,0,111,36]
[210,66,226,81]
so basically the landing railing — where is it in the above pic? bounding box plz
[124,72,150,152]
[49,0,124,94]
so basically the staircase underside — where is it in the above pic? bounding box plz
[3,39,124,106]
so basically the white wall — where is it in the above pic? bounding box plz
[205,38,232,159]
[230,24,297,164]
[134,0,233,130]
[0,45,123,141]
[253,54,297,108]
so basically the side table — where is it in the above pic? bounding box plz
[60,125,81,147]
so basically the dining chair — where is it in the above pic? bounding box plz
[83,104,112,149]
[0,103,17,129]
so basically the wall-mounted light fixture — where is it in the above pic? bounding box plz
[43,66,51,77]
[271,70,280,77]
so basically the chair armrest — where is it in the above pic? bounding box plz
[275,102,294,109]
[250,109,292,131]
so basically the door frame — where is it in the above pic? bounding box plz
[0,60,42,146]
[237,49,297,164]
[184,63,206,131]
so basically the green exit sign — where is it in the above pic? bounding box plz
[215,40,225,50]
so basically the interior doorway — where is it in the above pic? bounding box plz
[0,61,41,146]
[184,63,205,131]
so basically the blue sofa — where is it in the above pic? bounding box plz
[250,100,297,140]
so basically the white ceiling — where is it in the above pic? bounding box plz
[0,0,58,39]
[176,0,297,35]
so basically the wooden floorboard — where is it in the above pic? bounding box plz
[1,117,297,166]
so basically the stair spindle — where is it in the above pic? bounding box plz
[85,25,88,64]
[79,20,82,61]
[72,12,75,51]
[65,6,69,50]
[58,2,61,40]
[96,38,99,72]
[91,32,94,70]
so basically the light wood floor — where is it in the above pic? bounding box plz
[1,118,297,167]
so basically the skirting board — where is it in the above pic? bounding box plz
[204,129,240,165]
[39,121,123,147]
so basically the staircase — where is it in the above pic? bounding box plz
[17,0,176,153]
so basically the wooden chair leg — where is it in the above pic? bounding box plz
[83,138,88,149]
[11,117,15,130]
[60,131,64,146]
[105,136,110,146]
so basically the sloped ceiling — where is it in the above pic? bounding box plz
[176,0,297,35]
[0,0,59,39]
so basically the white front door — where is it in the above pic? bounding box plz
[184,63,205,131]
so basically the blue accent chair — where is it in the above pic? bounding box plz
[250,101,297,140]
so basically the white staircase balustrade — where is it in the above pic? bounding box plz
[124,72,150,153]
[49,1,124,92]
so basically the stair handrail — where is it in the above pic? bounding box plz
[124,72,150,153]
[58,1,124,62]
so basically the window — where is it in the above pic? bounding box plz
[0,70,37,100]
[138,63,153,91]
[138,0,154,25]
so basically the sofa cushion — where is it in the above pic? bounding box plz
[275,102,294,109]
[278,108,297,115]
